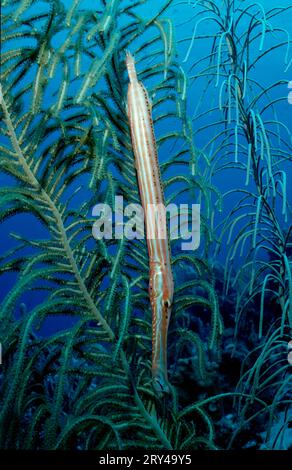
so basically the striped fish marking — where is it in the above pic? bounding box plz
[126,51,174,394]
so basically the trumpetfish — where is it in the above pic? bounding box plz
[126,51,174,394]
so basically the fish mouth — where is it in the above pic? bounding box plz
[125,49,134,64]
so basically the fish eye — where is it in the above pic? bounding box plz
[164,300,171,308]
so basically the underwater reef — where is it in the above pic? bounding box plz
[0,0,291,450]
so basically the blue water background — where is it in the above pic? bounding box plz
[1,0,291,335]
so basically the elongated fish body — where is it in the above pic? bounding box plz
[126,51,174,394]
